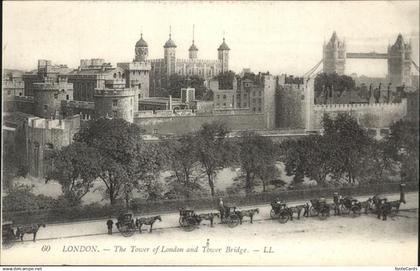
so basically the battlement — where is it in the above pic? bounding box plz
[13,96,34,102]
[117,61,151,70]
[33,81,73,91]
[313,99,407,111]
[94,88,135,97]
[149,59,165,63]
[2,80,24,88]
[176,59,221,65]
[135,109,195,118]
[61,100,95,109]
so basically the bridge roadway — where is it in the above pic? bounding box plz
[346,52,389,59]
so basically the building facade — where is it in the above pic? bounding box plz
[147,31,230,96]
[388,34,412,87]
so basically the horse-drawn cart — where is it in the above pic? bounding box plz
[116,212,136,237]
[308,198,330,220]
[339,197,362,216]
[270,202,291,223]
[220,206,241,228]
[179,208,202,231]
[2,221,18,249]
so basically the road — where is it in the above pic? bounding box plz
[1,192,418,265]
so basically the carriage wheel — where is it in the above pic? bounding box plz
[351,206,361,216]
[270,209,279,219]
[2,238,14,249]
[309,206,318,217]
[119,225,136,237]
[318,208,329,220]
[340,205,351,216]
[182,217,197,232]
[278,210,290,224]
[227,214,240,228]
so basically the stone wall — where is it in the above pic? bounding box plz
[134,113,266,135]
[275,84,305,129]
[311,99,407,129]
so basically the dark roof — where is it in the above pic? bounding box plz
[136,34,148,47]
[218,38,230,51]
[164,36,177,48]
[189,42,198,51]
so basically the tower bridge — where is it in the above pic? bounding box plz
[322,31,419,87]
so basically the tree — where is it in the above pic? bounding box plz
[162,135,203,199]
[167,74,208,100]
[216,71,235,90]
[322,113,371,183]
[281,135,331,186]
[235,131,277,194]
[74,118,145,205]
[194,121,231,197]
[45,142,99,205]
[386,120,419,183]
[314,72,356,97]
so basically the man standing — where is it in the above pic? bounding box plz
[106,219,114,235]
[218,198,226,220]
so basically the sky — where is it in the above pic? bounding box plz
[3,1,419,77]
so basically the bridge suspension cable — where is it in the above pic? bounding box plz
[303,59,323,79]
[411,59,419,73]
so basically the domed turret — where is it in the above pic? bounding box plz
[135,33,148,62]
[218,38,230,51]
[189,25,198,59]
[136,33,148,48]
[218,37,230,73]
[164,33,177,48]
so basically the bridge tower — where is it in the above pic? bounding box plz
[388,34,412,87]
[323,31,346,75]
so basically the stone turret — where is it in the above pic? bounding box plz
[388,34,412,87]
[218,37,230,74]
[323,31,346,75]
[135,33,149,62]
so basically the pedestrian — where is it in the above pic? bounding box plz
[218,198,226,220]
[106,219,114,235]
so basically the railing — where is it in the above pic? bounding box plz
[3,181,417,225]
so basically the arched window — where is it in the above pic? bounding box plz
[118,72,121,78]
[113,73,117,78]
[122,73,125,79]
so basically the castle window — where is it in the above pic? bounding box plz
[43,105,48,111]
[237,102,241,108]
[217,95,220,99]
[113,73,117,78]
[223,103,226,107]
[113,110,118,117]
[122,73,125,79]
[223,95,226,99]
[153,129,158,134]
[258,107,261,112]
[54,93,59,99]
[253,107,256,112]
[7,90,11,95]
[139,83,141,89]
[118,72,121,78]
[138,94,142,99]
[113,100,118,106]
[243,102,247,107]
[66,95,69,100]
[19,92,22,96]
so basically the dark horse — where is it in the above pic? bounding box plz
[135,216,162,233]
[16,223,46,242]
[197,212,220,227]
[237,208,259,224]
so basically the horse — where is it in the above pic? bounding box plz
[237,208,259,224]
[16,223,46,242]
[197,212,220,227]
[287,205,305,220]
[360,198,373,214]
[135,216,162,233]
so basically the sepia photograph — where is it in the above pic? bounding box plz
[1,0,419,266]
